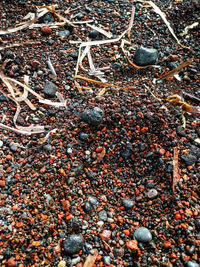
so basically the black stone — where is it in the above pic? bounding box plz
[63,235,84,255]
[70,51,78,60]
[43,81,57,97]
[122,198,134,209]
[177,126,187,137]
[181,154,197,165]
[133,47,158,66]
[83,201,92,212]
[89,30,99,39]
[195,219,200,230]
[80,107,104,126]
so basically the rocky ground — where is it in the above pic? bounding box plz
[0,0,200,266]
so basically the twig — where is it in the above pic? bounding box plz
[83,249,98,267]
[172,147,179,193]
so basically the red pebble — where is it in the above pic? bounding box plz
[126,240,138,250]
[30,60,40,68]
[96,146,103,153]
[7,257,16,267]
[100,230,112,241]
[164,241,172,248]
[0,180,6,187]
[170,55,178,61]
[41,26,52,35]
[175,213,181,220]
[159,148,165,155]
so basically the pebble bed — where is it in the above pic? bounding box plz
[0,0,200,266]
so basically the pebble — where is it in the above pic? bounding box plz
[80,107,104,126]
[43,81,57,97]
[126,240,138,250]
[57,260,66,267]
[122,198,134,209]
[58,30,70,38]
[70,51,78,60]
[88,195,98,205]
[133,46,158,66]
[71,256,81,266]
[9,143,18,152]
[41,26,52,35]
[83,201,92,212]
[97,221,104,226]
[195,219,200,230]
[185,261,199,267]
[134,227,152,242]
[79,132,89,141]
[0,140,3,147]
[114,247,125,258]
[100,230,112,241]
[98,210,108,221]
[147,189,158,199]
[7,257,16,267]
[89,30,99,39]
[181,154,197,165]
[176,126,187,137]
[120,143,133,159]
[63,235,84,255]
[103,256,111,265]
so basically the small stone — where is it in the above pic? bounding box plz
[111,11,121,18]
[103,256,111,265]
[9,143,18,152]
[122,198,134,209]
[169,55,178,61]
[0,95,8,102]
[176,126,187,137]
[181,154,197,165]
[0,180,6,187]
[195,219,200,230]
[98,210,107,221]
[147,189,158,199]
[89,30,99,39]
[71,256,81,265]
[79,132,89,141]
[185,261,199,267]
[57,260,66,267]
[41,26,52,35]
[43,81,57,97]
[134,227,152,242]
[58,30,70,38]
[70,51,78,60]
[7,257,16,267]
[30,60,40,68]
[0,140,3,147]
[133,46,158,66]
[88,195,98,205]
[43,144,53,152]
[83,201,92,212]
[126,240,138,250]
[100,230,112,241]
[114,247,125,258]
[63,235,84,255]
[80,107,104,126]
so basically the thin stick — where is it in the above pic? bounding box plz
[172,147,179,193]
[83,249,98,267]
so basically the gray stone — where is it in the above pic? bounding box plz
[98,210,108,221]
[58,30,70,38]
[133,47,158,66]
[134,227,152,242]
[103,256,111,265]
[63,235,84,255]
[122,198,134,209]
[185,261,199,267]
[147,189,158,199]
[43,81,57,97]
[181,154,197,165]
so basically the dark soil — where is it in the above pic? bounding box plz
[0,0,200,266]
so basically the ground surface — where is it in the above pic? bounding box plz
[0,0,200,266]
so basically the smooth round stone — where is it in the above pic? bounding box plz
[133,46,158,66]
[80,107,104,126]
[43,81,57,97]
[83,201,92,212]
[58,30,70,38]
[147,189,158,199]
[79,132,89,141]
[89,30,99,39]
[185,261,199,267]
[0,140,3,147]
[103,256,111,265]
[134,227,152,242]
[63,235,84,255]
[122,198,134,209]
[88,195,98,205]
[71,256,81,265]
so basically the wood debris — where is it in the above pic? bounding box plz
[83,249,98,267]
[172,147,179,192]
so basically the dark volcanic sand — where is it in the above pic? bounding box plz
[0,0,200,266]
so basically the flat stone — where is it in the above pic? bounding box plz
[63,235,84,255]
[133,47,158,66]
[185,261,199,267]
[181,154,197,165]
[134,227,152,242]
[58,30,70,38]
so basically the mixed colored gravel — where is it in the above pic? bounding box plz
[0,0,200,266]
